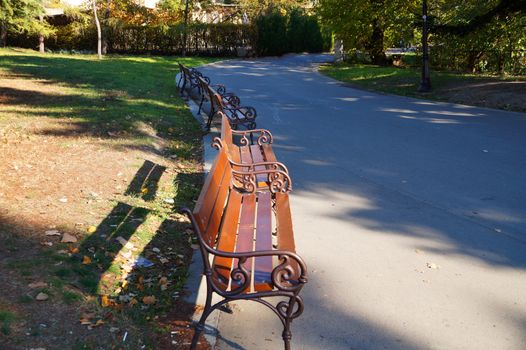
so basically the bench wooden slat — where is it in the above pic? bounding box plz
[254,192,274,291]
[250,144,268,185]
[275,192,299,279]
[235,194,257,291]
[261,144,278,163]
[193,150,228,234]
[275,192,295,252]
[212,190,242,290]
[203,163,232,246]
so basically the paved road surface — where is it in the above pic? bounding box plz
[197,54,526,350]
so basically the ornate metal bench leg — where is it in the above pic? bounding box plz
[198,94,205,114]
[282,296,296,350]
[191,283,213,350]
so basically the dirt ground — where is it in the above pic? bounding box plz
[437,79,526,112]
[0,67,209,348]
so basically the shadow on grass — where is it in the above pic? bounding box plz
[0,51,206,157]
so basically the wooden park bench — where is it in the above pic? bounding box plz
[198,76,257,130]
[180,147,307,350]
[213,112,290,192]
[177,63,235,102]
[177,63,206,99]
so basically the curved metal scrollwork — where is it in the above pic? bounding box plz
[277,295,304,320]
[222,257,252,296]
[231,167,291,193]
[271,255,306,292]
[211,137,224,150]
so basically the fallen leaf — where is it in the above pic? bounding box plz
[141,187,148,194]
[82,256,92,265]
[61,232,78,243]
[129,298,138,306]
[142,296,156,305]
[36,292,49,301]
[45,230,60,236]
[94,319,104,327]
[69,246,79,254]
[87,226,97,233]
[101,295,111,307]
[158,277,168,285]
[159,257,169,264]
[28,281,48,289]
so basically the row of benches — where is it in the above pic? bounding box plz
[177,63,257,130]
[177,64,307,350]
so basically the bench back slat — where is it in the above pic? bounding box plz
[254,192,274,291]
[193,149,229,243]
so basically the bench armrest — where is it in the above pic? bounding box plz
[180,207,307,297]
[231,128,273,146]
[232,168,292,193]
[229,159,289,174]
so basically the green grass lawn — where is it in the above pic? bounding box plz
[0,48,220,349]
[319,63,526,112]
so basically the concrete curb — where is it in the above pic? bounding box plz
[181,93,221,349]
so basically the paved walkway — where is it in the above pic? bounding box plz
[196,54,526,350]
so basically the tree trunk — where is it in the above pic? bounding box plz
[0,21,7,47]
[39,15,45,53]
[102,0,110,54]
[369,19,386,65]
[92,0,102,59]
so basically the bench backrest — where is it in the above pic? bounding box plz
[193,148,232,247]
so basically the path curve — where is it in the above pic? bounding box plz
[198,54,526,350]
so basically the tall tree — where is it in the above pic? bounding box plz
[317,0,418,64]
[91,0,102,58]
[0,0,53,47]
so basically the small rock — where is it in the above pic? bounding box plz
[36,292,49,301]
[152,247,161,253]
[110,327,120,333]
[59,197,68,203]
[164,198,175,204]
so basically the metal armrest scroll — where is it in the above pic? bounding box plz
[231,168,292,193]
[231,128,273,146]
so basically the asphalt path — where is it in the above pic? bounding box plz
[197,54,526,350]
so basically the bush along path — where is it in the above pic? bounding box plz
[0,48,219,349]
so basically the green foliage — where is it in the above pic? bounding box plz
[255,8,326,56]
[430,1,526,75]
[318,0,419,64]
[0,310,16,335]
[0,0,54,40]
[255,9,288,56]
[7,22,256,55]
